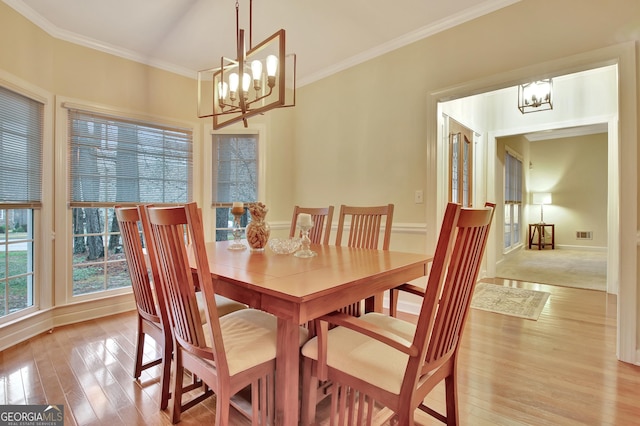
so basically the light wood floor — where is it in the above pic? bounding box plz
[1,278,639,425]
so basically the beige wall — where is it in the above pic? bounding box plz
[529,134,609,248]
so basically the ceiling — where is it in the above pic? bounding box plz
[4,0,520,86]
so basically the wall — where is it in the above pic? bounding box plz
[528,133,608,248]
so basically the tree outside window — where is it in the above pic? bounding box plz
[212,133,259,241]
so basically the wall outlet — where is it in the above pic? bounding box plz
[414,190,424,204]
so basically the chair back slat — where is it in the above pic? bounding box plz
[115,207,159,324]
[290,205,334,245]
[335,204,394,250]
[414,203,495,372]
[147,206,208,350]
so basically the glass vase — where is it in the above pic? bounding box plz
[246,219,271,252]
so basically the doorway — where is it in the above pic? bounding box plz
[425,43,637,363]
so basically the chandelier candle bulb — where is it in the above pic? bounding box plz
[231,202,244,215]
[298,213,313,228]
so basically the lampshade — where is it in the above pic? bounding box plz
[532,192,552,205]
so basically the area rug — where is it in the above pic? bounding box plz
[471,282,550,320]
[496,248,606,291]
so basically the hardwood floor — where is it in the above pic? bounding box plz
[1,278,639,425]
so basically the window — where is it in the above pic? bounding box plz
[504,149,523,251]
[67,108,192,296]
[212,133,259,241]
[0,86,43,319]
[448,118,473,207]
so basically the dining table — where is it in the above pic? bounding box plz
[194,239,431,425]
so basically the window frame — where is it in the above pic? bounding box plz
[55,98,199,304]
[202,124,266,242]
[0,70,54,325]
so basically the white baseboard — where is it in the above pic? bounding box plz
[0,294,136,352]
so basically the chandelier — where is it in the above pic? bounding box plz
[518,79,553,114]
[197,0,296,129]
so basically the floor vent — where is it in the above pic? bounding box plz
[576,231,593,240]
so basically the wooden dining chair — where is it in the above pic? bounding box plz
[116,206,174,410]
[300,202,495,425]
[289,205,334,245]
[334,204,394,315]
[116,206,246,412]
[145,202,309,424]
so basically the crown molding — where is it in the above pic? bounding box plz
[5,0,520,84]
[3,0,196,78]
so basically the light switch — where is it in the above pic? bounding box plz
[414,190,424,204]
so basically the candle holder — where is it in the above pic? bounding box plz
[294,222,317,258]
[228,208,247,251]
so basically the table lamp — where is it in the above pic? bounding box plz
[532,192,552,223]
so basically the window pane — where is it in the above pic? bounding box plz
[0,208,34,317]
[504,151,523,251]
[451,133,459,204]
[213,134,258,203]
[72,207,129,295]
[513,204,521,245]
[504,206,512,249]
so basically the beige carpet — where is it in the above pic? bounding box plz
[471,282,550,320]
[496,248,607,291]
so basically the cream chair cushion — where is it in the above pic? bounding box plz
[301,312,416,395]
[203,309,309,376]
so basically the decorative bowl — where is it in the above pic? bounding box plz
[268,238,302,255]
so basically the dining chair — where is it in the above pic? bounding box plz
[115,206,246,411]
[289,205,334,245]
[115,206,173,410]
[334,204,394,315]
[300,202,495,425]
[145,202,309,424]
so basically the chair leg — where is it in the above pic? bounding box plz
[300,359,318,426]
[171,349,185,424]
[444,374,459,426]
[389,289,399,317]
[215,388,231,426]
[159,338,172,410]
[134,318,145,379]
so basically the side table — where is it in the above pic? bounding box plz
[528,223,555,250]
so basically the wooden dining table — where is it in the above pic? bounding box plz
[195,240,431,425]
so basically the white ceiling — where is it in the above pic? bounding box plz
[3,0,520,86]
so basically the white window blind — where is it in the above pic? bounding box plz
[212,134,258,203]
[0,86,43,208]
[68,109,192,206]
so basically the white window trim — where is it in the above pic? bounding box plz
[0,70,54,324]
